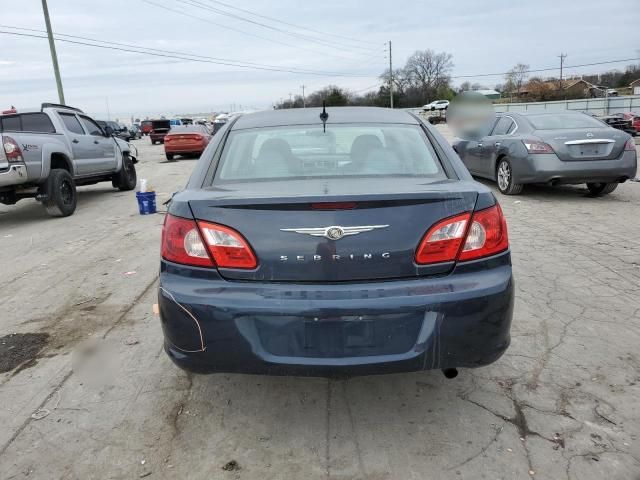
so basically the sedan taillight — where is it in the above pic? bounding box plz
[624,138,636,151]
[161,214,257,269]
[415,204,508,265]
[523,139,554,154]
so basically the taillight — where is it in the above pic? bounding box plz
[164,136,172,142]
[415,213,471,264]
[523,139,554,154]
[2,136,24,162]
[197,221,258,269]
[415,205,508,265]
[161,215,214,267]
[624,138,636,151]
[161,215,258,269]
[458,204,509,261]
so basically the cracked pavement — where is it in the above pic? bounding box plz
[0,127,639,479]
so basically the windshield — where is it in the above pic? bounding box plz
[214,124,446,183]
[527,114,606,130]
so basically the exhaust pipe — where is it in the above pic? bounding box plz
[442,368,458,379]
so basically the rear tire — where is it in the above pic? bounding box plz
[496,158,523,195]
[43,169,77,217]
[587,182,618,196]
[166,153,175,161]
[114,154,137,191]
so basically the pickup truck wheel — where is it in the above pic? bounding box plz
[587,182,618,196]
[114,154,137,191]
[43,169,77,217]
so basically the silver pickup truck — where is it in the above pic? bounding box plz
[0,103,137,217]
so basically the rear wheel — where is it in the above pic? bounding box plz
[114,154,137,191]
[43,169,77,217]
[496,158,523,195]
[587,182,618,196]
[166,153,175,161]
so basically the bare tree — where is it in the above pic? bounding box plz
[505,63,529,99]
[404,49,453,100]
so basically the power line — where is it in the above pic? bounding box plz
[453,57,640,79]
[201,0,379,47]
[0,29,375,78]
[140,0,371,61]
[178,0,380,53]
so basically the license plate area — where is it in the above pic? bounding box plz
[304,318,375,350]
[250,311,424,358]
[567,143,613,158]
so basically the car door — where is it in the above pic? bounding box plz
[78,115,118,172]
[58,112,98,176]
[477,116,516,177]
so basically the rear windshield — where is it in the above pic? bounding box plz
[214,124,446,183]
[169,125,203,134]
[0,113,56,133]
[527,114,605,130]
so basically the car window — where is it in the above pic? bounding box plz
[59,113,85,135]
[527,114,605,129]
[214,123,447,183]
[491,117,515,136]
[0,113,55,133]
[79,116,104,136]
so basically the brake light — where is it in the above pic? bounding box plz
[415,213,471,264]
[458,204,509,261]
[624,138,636,151]
[415,205,508,264]
[2,136,24,162]
[197,221,257,269]
[164,136,172,142]
[311,202,357,210]
[523,139,554,154]
[161,215,214,267]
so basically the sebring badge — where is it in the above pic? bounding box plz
[280,225,389,240]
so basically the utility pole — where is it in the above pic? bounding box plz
[300,85,306,108]
[558,53,567,97]
[41,0,65,104]
[288,92,293,107]
[388,41,394,109]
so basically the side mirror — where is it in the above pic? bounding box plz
[104,126,114,137]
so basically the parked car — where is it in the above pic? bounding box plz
[128,124,142,140]
[163,124,212,161]
[158,107,514,376]
[0,103,137,217]
[422,100,450,111]
[140,120,153,136]
[599,113,637,136]
[150,119,171,144]
[453,111,637,195]
[633,115,640,135]
[97,120,131,141]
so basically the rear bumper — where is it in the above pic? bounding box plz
[164,143,205,154]
[158,252,514,376]
[514,151,637,185]
[150,133,166,142]
[0,164,28,188]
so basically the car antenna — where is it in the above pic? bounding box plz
[320,101,328,133]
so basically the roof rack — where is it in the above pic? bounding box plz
[41,103,84,113]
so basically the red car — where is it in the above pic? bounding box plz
[140,120,153,136]
[632,115,640,135]
[163,125,212,161]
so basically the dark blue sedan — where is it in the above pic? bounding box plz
[158,107,514,377]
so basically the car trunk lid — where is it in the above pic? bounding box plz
[188,178,479,282]
[536,128,628,161]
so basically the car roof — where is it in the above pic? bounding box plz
[231,107,420,130]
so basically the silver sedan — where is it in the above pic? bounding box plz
[453,112,637,195]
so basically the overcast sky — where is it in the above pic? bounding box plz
[0,0,638,120]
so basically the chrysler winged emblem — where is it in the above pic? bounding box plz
[280,225,389,240]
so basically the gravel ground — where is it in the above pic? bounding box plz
[0,128,639,480]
